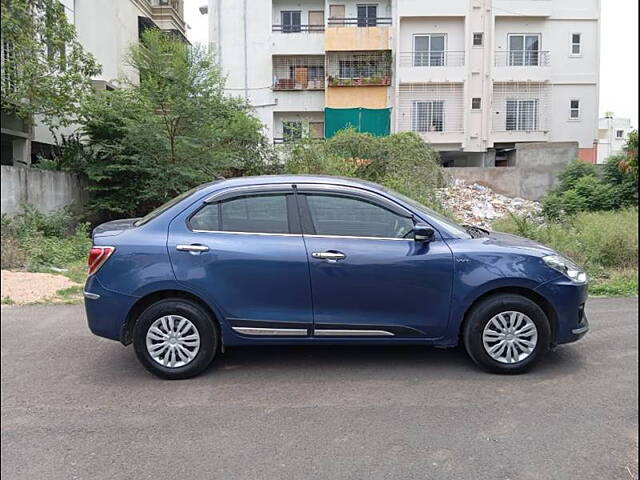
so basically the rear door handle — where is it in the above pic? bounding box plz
[176,244,209,252]
[311,251,346,261]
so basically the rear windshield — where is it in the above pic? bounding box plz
[134,183,213,226]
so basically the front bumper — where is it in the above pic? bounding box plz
[535,276,589,345]
[84,275,138,342]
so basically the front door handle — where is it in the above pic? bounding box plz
[311,251,346,261]
[176,244,209,252]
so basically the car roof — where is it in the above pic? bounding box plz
[203,175,388,194]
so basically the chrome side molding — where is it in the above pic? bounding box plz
[314,329,394,337]
[232,326,308,336]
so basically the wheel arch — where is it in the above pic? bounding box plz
[120,289,220,346]
[457,286,558,344]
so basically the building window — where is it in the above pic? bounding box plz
[412,101,444,132]
[283,121,303,141]
[357,4,377,27]
[281,11,301,33]
[506,99,538,131]
[309,122,325,139]
[414,34,446,66]
[471,98,482,110]
[570,33,582,56]
[473,33,483,47]
[569,99,580,120]
[616,130,625,138]
[508,34,541,66]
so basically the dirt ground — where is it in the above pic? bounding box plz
[1,270,80,304]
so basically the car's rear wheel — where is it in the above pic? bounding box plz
[133,298,218,379]
[462,294,551,374]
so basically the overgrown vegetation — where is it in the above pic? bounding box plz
[281,129,446,212]
[1,0,101,128]
[72,29,274,222]
[542,134,638,219]
[1,206,91,283]
[493,209,638,296]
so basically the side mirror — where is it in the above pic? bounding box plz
[413,224,435,242]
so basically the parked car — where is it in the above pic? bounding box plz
[84,175,589,379]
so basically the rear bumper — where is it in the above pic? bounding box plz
[535,277,589,345]
[84,276,138,342]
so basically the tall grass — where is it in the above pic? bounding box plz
[493,208,638,295]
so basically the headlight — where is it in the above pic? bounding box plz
[543,255,587,284]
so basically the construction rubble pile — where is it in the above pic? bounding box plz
[436,179,542,230]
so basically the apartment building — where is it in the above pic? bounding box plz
[2,0,187,166]
[596,116,633,164]
[204,0,600,166]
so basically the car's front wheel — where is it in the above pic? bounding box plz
[133,298,218,379]
[462,294,551,374]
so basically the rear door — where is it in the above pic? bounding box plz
[168,185,313,336]
[297,186,454,338]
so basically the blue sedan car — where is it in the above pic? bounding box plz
[84,175,589,379]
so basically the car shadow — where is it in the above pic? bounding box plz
[85,340,588,385]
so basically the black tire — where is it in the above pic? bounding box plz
[462,294,551,374]
[133,298,218,380]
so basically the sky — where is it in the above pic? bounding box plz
[183,0,639,127]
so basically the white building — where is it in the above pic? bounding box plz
[596,116,633,164]
[203,0,600,166]
[2,0,187,166]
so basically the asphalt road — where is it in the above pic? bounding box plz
[1,298,638,480]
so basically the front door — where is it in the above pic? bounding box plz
[168,186,313,336]
[297,188,454,338]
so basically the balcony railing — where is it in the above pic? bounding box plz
[399,51,465,67]
[272,56,325,90]
[273,77,325,90]
[326,51,392,87]
[494,50,551,67]
[327,17,392,27]
[272,24,325,33]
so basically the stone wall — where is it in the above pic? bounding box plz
[1,165,88,215]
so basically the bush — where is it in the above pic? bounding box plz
[541,158,638,219]
[281,129,446,211]
[1,206,91,274]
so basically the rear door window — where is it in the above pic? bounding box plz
[190,194,290,234]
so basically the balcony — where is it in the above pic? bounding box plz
[144,0,186,38]
[272,56,325,91]
[326,52,392,87]
[397,84,465,146]
[398,51,465,83]
[493,51,551,82]
[492,82,550,142]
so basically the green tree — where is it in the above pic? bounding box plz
[79,29,272,221]
[0,0,100,128]
[619,129,638,177]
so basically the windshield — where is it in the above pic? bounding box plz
[134,185,206,227]
[384,188,471,238]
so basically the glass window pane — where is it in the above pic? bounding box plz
[431,35,445,51]
[570,100,579,109]
[572,34,581,44]
[190,204,220,231]
[572,44,581,54]
[221,195,289,234]
[306,194,413,238]
[506,100,517,130]
[509,35,524,51]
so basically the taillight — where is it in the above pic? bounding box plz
[87,246,115,276]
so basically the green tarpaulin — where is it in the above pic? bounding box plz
[325,107,391,138]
